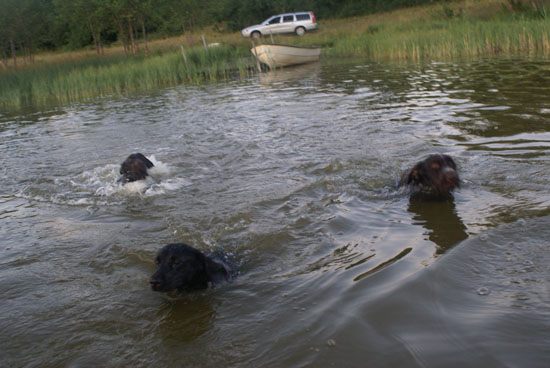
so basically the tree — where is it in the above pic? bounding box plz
[53,0,109,54]
[0,0,52,67]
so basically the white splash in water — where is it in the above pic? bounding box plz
[144,178,191,196]
[19,154,191,206]
[95,155,191,196]
[147,155,171,177]
[87,155,190,198]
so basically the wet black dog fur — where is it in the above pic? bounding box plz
[399,154,460,196]
[119,153,154,183]
[150,243,230,292]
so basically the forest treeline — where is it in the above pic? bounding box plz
[0,0,434,63]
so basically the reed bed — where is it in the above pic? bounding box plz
[324,15,550,60]
[1,0,548,111]
[0,44,253,110]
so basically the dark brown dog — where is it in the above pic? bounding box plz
[399,154,460,195]
[119,153,154,183]
[150,243,230,292]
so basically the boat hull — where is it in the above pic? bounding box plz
[251,44,321,69]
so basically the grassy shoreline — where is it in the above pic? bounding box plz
[323,10,550,60]
[1,0,549,111]
[1,46,254,110]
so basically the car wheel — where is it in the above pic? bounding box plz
[251,31,261,39]
[295,27,306,36]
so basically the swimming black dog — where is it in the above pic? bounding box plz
[150,243,230,292]
[119,153,154,183]
[399,154,460,196]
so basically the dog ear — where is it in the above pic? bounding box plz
[203,256,229,284]
[405,169,419,184]
[143,157,154,169]
[446,156,457,170]
[133,153,154,168]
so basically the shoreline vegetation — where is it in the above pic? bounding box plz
[1,0,549,111]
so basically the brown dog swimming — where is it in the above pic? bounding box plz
[399,154,460,196]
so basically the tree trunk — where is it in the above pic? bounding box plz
[25,44,34,63]
[133,20,139,52]
[1,46,8,69]
[127,18,136,53]
[118,21,128,56]
[89,20,100,54]
[141,17,149,55]
[186,21,194,47]
[98,31,104,55]
[18,42,27,64]
[10,39,17,68]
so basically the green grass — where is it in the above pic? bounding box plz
[0,44,254,110]
[324,15,550,60]
[1,0,549,111]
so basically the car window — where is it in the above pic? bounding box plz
[268,16,281,25]
[296,14,310,21]
[282,15,294,23]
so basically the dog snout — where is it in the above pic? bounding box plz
[442,167,459,189]
[149,273,163,291]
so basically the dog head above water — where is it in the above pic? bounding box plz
[150,243,230,292]
[119,153,154,184]
[399,154,460,196]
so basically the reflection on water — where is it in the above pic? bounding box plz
[461,132,550,159]
[408,197,468,254]
[259,63,321,86]
[158,295,216,343]
[1,58,550,367]
[353,247,412,282]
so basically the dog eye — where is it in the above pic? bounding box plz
[155,257,161,265]
[431,162,441,170]
[169,256,181,266]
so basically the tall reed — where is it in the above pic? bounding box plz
[324,15,550,60]
[0,44,253,110]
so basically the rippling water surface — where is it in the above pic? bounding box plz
[1,58,549,367]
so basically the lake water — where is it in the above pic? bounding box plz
[1,58,549,367]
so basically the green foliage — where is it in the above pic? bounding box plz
[434,4,464,20]
[0,0,55,56]
[540,6,549,19]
